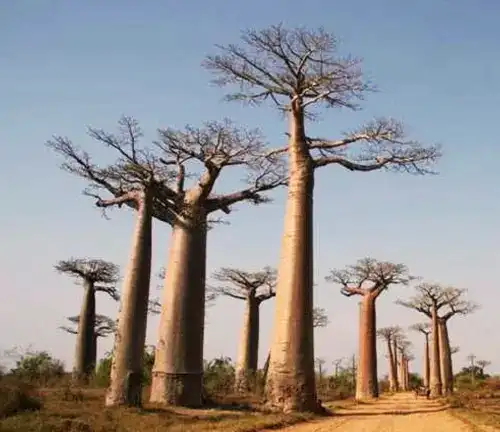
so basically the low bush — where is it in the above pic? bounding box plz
[0,382,42,419]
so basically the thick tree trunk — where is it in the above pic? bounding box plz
[234,298,260,393]
[423,334,430,388]
[404,359,409,390]
[90,334,97,374]
[73,281,96,382]
[438,320,453,395]
[106,193,153,407]
[265,104,318,413]
[429,306,442,397]
[399,356,407,391]
[150,215,207,407]
[392,339,399,391]
[387,339,397,392]
[356,295,378,400]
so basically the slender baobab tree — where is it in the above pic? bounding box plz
[327,258,413,400]
[377,326,401,392]
[209,266,277,392]
[397,284,477,396]
[409,323,431,388]
[395,338,412,391]
[205,24,440,412]
[54,259,119,382]
[48,118,284,407]
[477,360,491,377]
[60,314,116,370]
[149,121,285,407]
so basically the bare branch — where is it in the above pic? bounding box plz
[59,314,116,338]
[377,326,402,342]
[409,322,431,335]
[313,307,329,328]
[208,266,277,303]
[326,258,414,298]
[54,258,119,286]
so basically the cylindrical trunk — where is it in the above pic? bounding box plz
[356,295,378,400]
[150,215,207,407]
[423,334,430,388]
[392,339,399,391]
[234,298,260,392]
[429,306,442,397]
[90,333,98,374]
[387,339,397,392]
[399,355,407,391]
[438,320,453,395]
[73,281,96,382]
[265,105,317,413]
[404,359,410,390]
[105,193,153,407]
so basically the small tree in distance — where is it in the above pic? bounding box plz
[409,323,431,389]
[377,326,401,392]
[54,258,119,382]
[326,258,413,400]
[209,266,277,392]
[205,24,441,413]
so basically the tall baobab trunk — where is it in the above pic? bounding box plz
[73,281,96,381]
[404,358,410,390]
[438,320,453,394]
[387,338,397,392]
[423,333,430,388]
[356,295,378,399]
[429,305,442,397]
[392,339,399,391]
[90,333,98,374]
[265,104,317,412]
[234,298,260,392]
[106,193,153,407]
[399,355,407,391]
[150,213,207,407]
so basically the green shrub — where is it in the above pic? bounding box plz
[10,351,65,386]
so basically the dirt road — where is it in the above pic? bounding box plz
[277,393,484,431]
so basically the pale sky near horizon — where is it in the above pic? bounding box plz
[1,0,499,378]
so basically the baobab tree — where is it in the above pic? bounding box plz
[209,266,277,392]
[377,326,401,392]
[60,314,116,371]
[397,284,477,396]
[477,360,491,377]
[48,118,285,407]
[410,323,431,388]
[395,338,412,391]
[54,258,119,382]
[205,24,440,412]
[149,121,285,407]
[327,258,413,400]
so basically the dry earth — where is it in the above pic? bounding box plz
[274,392,497,432]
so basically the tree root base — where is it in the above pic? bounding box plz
[149,371,202,407]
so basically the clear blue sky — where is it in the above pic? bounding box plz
[1,0,499,377]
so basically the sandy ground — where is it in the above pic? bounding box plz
[275,392,484,432]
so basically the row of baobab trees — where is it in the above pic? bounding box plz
[47,23,442,412]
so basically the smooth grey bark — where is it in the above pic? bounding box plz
[356,295,378,399]
[265,106,317,412]
[438,319,453,395]
[150,216,207,407]
[234,298,260,392]
[73,281,96,381]
[106,193,153,407]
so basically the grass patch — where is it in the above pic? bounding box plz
[447,390,500,430]
[0,387,317,432]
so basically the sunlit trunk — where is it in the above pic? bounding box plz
[106,193,153,407]
[423,333,430,388]
[392,339,399,391]
[429,305,442,397]
[73,281,95,382]
[265,103,317,413]
[438,320,453,395]
[234,298,260,392]
[399,355,407,391]
[404,359,409,390]
[387,339,397,392]
[150,213,207,407]
[356,295,378,400]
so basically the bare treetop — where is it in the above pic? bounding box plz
[396,283,478,320]
[47,117,287,225]
[55,258,120,299]
[205,24,441,174]
[377,326,402,341]
[326,258,414,298]
[409,322,431,335]
[450,346,460,355]
[209,266,277,302]
[59,314,116,337]
[477,360,491,369]
[313,307,329,328]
